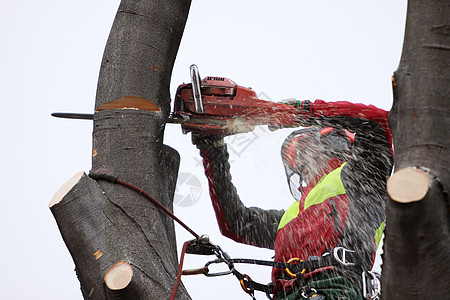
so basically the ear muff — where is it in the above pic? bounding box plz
[319,127,354,161]
[320,127,355,143]
[281,127,355,198]
[282,136,303,171]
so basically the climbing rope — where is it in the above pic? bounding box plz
[89,172,200,239]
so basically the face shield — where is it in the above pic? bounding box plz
[281,127,354,200]
[285,166,305,201]
[281,129,324,200]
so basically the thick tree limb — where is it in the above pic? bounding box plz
[51,0,192,298]
[50,170,187,299]
[383,0,450,298]
[95,0,191,116]
[51,144,186,299]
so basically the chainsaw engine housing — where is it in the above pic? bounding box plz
[173,76,300,135]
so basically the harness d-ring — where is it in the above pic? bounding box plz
[285,258,306,278]
[239,274,254,294]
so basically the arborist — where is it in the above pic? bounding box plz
[192,99,393,299]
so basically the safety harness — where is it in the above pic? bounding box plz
[89,172,380,300]
[181,237,367,299]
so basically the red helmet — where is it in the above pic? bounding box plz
[281,126,354,200]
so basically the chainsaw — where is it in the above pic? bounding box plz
[52,65,301,135]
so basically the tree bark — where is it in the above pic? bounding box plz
[51,0,192,299]
[383,0,450,298]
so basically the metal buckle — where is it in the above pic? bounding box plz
[300,287,317,299]
[333,247,356,266]
[185,235,217,256]
[362,271,381,300]
[285,257,306,278]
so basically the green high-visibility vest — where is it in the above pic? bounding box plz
[277,163,384,248]
[278,164,347,231]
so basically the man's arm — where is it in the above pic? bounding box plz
[197,139,284,250]
[301,99,394,178]
[295,99,392,151]
[288,99,393,179]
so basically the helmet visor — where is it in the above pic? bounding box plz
[286,168,305,201]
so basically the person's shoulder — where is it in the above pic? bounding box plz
[340,160,356,180]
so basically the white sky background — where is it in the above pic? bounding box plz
[0,1,407,299]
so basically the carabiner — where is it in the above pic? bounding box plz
[203,259,234,277]
[239,274,254,294]
[239,274,257,300]
[285,257,306,278]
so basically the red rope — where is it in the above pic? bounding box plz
[170,240,191,300]
[116,178,200,239]
[114,178,199,299]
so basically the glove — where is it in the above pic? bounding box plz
[191,133,225,149]
[279,99,311,112]
[191,118,256,148]
[268,99,313,131]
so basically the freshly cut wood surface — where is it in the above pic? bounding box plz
[104,262,133,290]
[387,167,429,203]
[49,171,84,207]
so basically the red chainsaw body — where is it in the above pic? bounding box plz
[172,76,300,134]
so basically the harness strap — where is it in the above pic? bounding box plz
[224,247,361,276]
